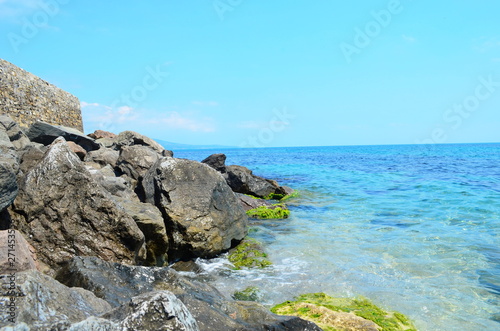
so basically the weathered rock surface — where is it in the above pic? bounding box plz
[8,137,146,275]
[142,157,248,260]
[26,121,100,152]
[117,145,160,181]
[0,162,17,212]
[86,147,120,168]
[237,193,280,212]
[0,114,30,150]
[201,153,227,173]
[102,291,199,331]
[67,141,87,160]
[0,270,112,329]
[0,125,19,173]
[88,129,116,140]
[56,256,321,331]
[111,130,170,155]
[0,230,38,274]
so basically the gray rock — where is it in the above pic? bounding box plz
[0,126,19,174]
[56,256,321,331]
[8,137,146,275]
[86,148,120,168]
[226,165,279,198]
[68,317,119,331]
[102,291,199,331]
[26,121,100,152]
[201,153,227,173]
[0,114,30,150]
[142,157,248,260]
[237,193,283,212]
[0,270,111,329]
[117,145,160,181]
[0,162,17,212]
[0,230,37,274]
[114,130,167,155]
[113,196,169,267]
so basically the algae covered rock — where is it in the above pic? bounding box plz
[271,293,417,331]
[228,238,272,270]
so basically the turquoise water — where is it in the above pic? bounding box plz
[175,144,500,331]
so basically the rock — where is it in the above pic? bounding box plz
[8,137,146,275]
[0,126,19,174]
[26,121,100,152]
[170,260,203,274]
[88,129,117,140]
[56,256,321,331]
[237,193,277,211]
[0,230,38,274]
[116,145,160,181]
[201,153,227,173]
[0,162,17,212]
[67,141,87,160]
[226,165,280,198]
[16,143,46,176]
[87,166,134,199]
[0,114,30,150]
[102,291,199,331]
[0,270,112,329]
[113,196,169,267]
[86,147,120,168]
[114,130,167,155]
[142,157,248,260]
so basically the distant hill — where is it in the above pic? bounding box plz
[154,139,238,151]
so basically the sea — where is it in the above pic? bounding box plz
[174,143,500,331]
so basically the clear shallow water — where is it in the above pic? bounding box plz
[175,144,500,331]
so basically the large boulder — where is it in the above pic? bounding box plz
[226,165,282,198]
[88,129,117,140]
[56,256,321,331]
[106,130,170,155]
[0,114,30,150]
[26,121,100,152]
[0,270,112,329]
[142,157,248,260]
[86,147,120,168]
[0,128,18,212]
[8,137,146,275]
[116,145,160,181]
[201,153,227,173]
[0,230,38,274]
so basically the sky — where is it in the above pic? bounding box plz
[1,0,499,148]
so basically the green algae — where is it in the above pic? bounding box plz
[246,205,290,219]
[262,190,299,201]
[228,238,272,270]
[232,286,260,301]
[271,293,417,331]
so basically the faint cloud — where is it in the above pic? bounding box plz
[0,0,42,20]
[155,112,215,132]
[402,34,416,43]
[474,37,500,53]
[81,101,138,128]
[118,106,133,115]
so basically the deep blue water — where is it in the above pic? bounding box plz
[175,143,500,331]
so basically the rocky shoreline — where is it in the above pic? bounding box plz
[0,116,417,330]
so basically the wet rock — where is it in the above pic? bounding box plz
[0,230,38,274]
[0,270,111,329]
[102,291,199,331]
[0,114,30,150]
[142,157,247,260]
[56,256,321,331]
[26,121,100,152]
[116,145,160,181]
[9,137,146,275]
[88,129,117,140]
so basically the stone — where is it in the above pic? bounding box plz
[8,137,146,275]
[0,114,30,150]
[88,129,116,140]
[142,157,248,260]
[102,291,199,331]
[201,153,227,173]
[0,270,112,329]
[86,147,120,168]
[56,256,321,331]
[87,166,134,199]
[0,126,19,174]
[226,165,280,198]
[0,162,17,212]
[0,230,38,274]
[67,141,87,160]
[113,196,169,267]
[26,121,100,152]
[116,145,160,181]
[114,130,167,154]
[237,193,278,211]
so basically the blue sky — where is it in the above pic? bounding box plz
[1,0,499,147]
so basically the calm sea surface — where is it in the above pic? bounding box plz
[175,144,500,331]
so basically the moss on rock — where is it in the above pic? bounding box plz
[232,286,260,301]
[228,238,272,270]
[271,293,417,331]
[246,205,290,219]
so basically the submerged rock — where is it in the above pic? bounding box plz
[142,157,248,260]
[56,256,321,331]
[8,137,146,274]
